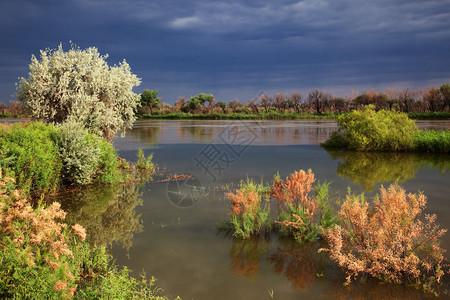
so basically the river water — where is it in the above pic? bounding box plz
[63,119,450,299]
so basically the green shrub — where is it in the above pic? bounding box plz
[57,120,102,184]
[136,148,155,171]
[322,106,417,151]
[95,138,122,183]
[413,130,450,153]
[0,122,62,196]
[226,178,271,239]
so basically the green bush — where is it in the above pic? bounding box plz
[95,138,122,183]
[322,106,417,151]
[57,120,102,184]
[413,130,450,153]
[0,121,125,196]
[0,122,62,196]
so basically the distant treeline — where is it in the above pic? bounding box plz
[2,83,450,119]
[137,84,450,117]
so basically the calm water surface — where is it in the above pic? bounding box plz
[62,120,450,299]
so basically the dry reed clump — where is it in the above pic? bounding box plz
[0,168,86,298]
[320,184,448,289]
[270,169,320,242]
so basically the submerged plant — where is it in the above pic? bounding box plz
[226,178,271,239]
[320,184,448,290]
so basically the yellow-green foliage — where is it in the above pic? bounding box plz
[323,106,417,151]
[17,43,141,141]
[413,130,450,153]
[0,122,62,196]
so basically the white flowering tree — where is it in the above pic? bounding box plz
[17,43,141,141]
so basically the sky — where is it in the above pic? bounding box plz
[1,0,450,105]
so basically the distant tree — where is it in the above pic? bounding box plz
[138,89,161,114]
[307,89,326,114]
[174,96,188,113]
[330,98,348,113]
[228,99,242,113]
[439,83,450,111]
[272,93,288,112]
[215,101,227,113]
[259,93,272,111]
[17,43,141,141]
[8,100,23,116]
[187,93,215,113]
[398,89,415,113]
[246,99,259,114]
[423,87,443,112]
[288,92,303,113]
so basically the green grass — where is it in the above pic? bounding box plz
[413,130,450,153]
[408,112,450,120]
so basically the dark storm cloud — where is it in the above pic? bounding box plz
[0,0,449,103]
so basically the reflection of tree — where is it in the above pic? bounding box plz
[269,238,319,290]
[176,124,215,142]
[58,184,143,249]
[128,125,160,145]
[229,238,270,278]
[326,149,450,192]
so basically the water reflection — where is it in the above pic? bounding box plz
[269,239,322,291]
[121,120,338,146]
[229,238,270,278]
[118,119,449,149]
[326,149,450,191]
[323,277,425,300]
[227,236,441,298]
[58,183,143,249]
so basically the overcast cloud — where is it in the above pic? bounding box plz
[0,0,449,104]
